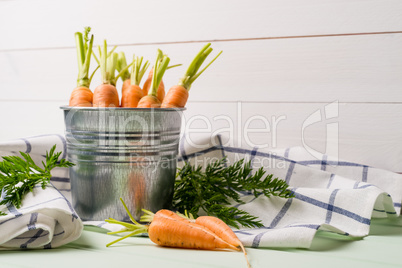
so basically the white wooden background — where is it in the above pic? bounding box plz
[0,0,401,172]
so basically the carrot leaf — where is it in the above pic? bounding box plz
[0,145,74,216]
[149,50,170,97]
[75,32,85,70]
[166,64,182,70]
[107,52,118,86]
[96,40,120,86]
[117,52,130,81]
[130,55,150,86]
[189,50,222,85]
[105,199,150,247]
[75,27,94,88]
[140,209,155,222]
[173,157,294,229]
[178,43,222,90]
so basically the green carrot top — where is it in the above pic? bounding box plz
[94,40,134,87]
[148,49,170,96]
[117,52,130,82]
[130,55,150,86]
[178,43,222,91]
[75,27,94,88]
[116,52,150,86]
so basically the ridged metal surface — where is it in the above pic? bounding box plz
[61,106,185,221]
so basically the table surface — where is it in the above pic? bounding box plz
[2,217,402,268]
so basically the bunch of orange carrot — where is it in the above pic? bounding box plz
[69,28,222,109]
[105,199,251,268]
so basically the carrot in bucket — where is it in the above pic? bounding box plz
[92,40,120,107]
[142,64,181,102]
[116,52,131,94]
[120,55,150,108]
[69,27,98,107]
[137,50,170,108]
[141,67,165,103]
[161,43,222,108]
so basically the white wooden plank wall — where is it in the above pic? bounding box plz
[0,0,401,172]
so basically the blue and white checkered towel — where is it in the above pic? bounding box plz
[1,134,401,249]
[177,135,402,248]
[0,135,82,249]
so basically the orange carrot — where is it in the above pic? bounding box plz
[196,216,242,249]
[196,216,250,267]
[159,85,188,108]
[142,69,165,102]
[136,95,160,108]
[121,55,149,107]
[105,200,251,267]
[137,50,170,108]
[69,28,97,107]
[161,43,222,108]
[142,64,181,102]
[92,40,120,107]
[105,201,236,251]
[122,79,131,93]
[147,209,238,251]
[116,52,131,93]
[93,84,119,107]
[69,86,93,107]
[121,84,143,107]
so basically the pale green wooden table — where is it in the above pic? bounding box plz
[1,217,402,268]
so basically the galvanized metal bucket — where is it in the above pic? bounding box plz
[60,106,185,221]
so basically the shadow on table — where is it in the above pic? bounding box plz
[309,216,402,251]
[256,216,402,252]
[368,216,402,236]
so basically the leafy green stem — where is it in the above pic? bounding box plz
[130,55,150,86]
[173,157,294,228]
[115,60,133,84]
[117,52,130,81]
[166,64,182,70]
[96,40,120,86]
[75,27,94,88]
[178,43,222,90]
[107,52,118,86]
[105,199,149,247]
[149,50,170,97]
[0,145,74,216]
[75,32,85,71]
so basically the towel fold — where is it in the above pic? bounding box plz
[177,135,402,248]
[1,134,401,249]
[0,135,82,249]
[0,184,83,249]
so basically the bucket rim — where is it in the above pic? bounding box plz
[60,105,186,112]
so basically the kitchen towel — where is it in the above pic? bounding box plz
[0,134,83,249]
[178,134,402,248]
[1,134,401,248]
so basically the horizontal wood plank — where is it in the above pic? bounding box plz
[0,100,400,172]
[0,0,401,50]
[0,34,401,103]
[184,101,402,172]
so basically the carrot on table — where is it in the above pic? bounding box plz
[195,216,250,267]
[105,199,251,268]
[137,50,170,108]
[161,43,222,108]
[69,27,98,107]
[120,55,150,108]
[92,40,120,107]
[146,210,239,251]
